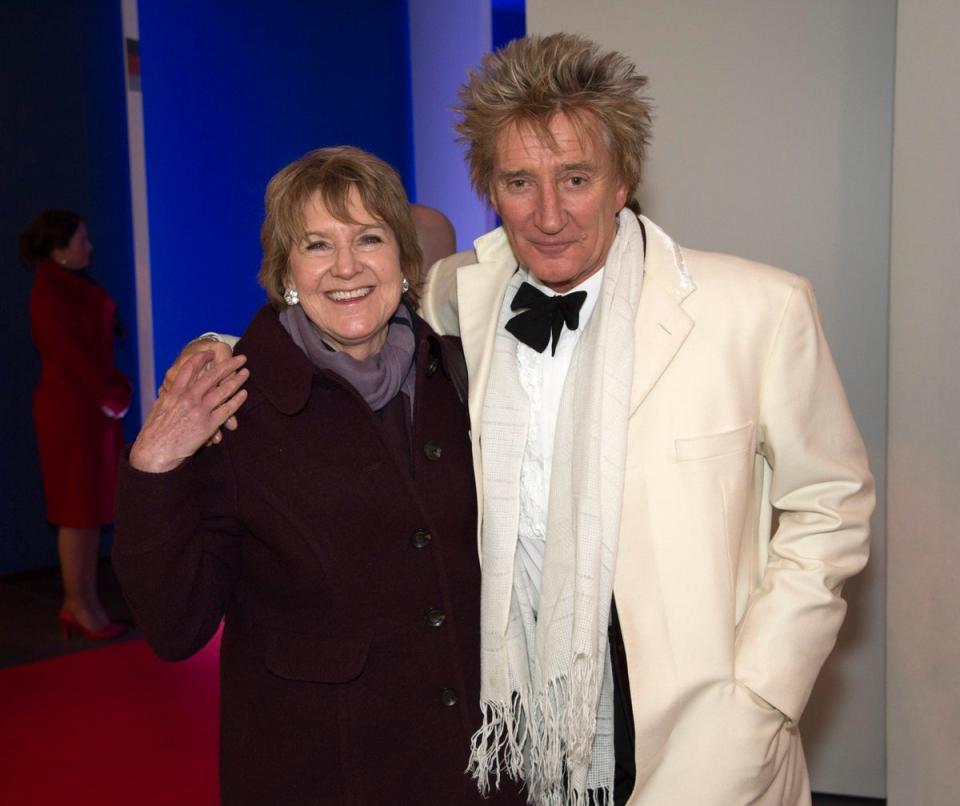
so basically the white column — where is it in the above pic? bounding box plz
[120,0,155,421]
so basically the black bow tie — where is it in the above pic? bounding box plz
[505,281,587,356]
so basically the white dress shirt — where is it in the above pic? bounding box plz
[507,267,605,613]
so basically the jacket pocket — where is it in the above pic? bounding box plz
[264,632,370,683]
[675,422,754,462]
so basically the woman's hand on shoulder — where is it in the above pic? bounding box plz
[130,351,249,474]
[160,337,235,394]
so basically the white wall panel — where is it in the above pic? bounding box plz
[887,1,960,803]
[528,1,895,796]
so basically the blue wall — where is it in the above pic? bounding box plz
[492,0,526,48]
[139,0,415,384]
[0,0,137,574]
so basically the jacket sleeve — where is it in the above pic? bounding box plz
[733,276,874,721]
[31,290,132,411]
[112,444,244,661]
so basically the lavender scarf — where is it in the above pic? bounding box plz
[278,302,417,413]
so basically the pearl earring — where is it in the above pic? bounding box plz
[283,287,299,306]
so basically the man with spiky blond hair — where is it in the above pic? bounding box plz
[421,33,873,806]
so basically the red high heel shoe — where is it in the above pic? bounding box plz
[58,607,127,641]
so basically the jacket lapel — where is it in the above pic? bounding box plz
[629,217,697,414]
[455,230,518,432]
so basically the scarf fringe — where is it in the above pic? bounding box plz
[468,697,527,795]
[469,660,608,805]
[564,655,601,765]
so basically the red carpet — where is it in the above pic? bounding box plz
[0,631,220,805]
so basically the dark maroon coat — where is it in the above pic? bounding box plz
[113,306,525,806]
[31,259,131,526]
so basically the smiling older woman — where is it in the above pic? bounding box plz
[112,147,524,805]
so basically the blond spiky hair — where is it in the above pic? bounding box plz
[454,33,653,206]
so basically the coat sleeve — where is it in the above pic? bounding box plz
[112,444,244,661]
[733,276,874,722]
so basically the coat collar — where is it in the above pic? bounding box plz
[36,258,100,294]
[237,306,315,415]
[462,213,698,306]
[237,305,442,416]
[452,213,699,420]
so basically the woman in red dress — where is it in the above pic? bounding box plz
[19,210,131,640]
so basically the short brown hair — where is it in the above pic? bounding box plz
[259,147,422,309]
[454,33,653,209]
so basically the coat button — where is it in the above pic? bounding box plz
[423,441,442,461]
[424,607,446,627]
[440,687,459,706]
[411,529,432,548]
[426,357,440,377]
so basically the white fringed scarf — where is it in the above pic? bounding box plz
[470,211,646,804]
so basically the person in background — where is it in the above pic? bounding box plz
[411,202,457,273]
[112,147,525,806]
[19,209,131,641]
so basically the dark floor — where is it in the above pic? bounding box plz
[0,563,884,804]
[0,558,136,668]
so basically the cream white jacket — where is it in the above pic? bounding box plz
[421,216,874,806]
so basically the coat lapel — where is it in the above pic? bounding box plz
[455,230,518,433]
[629,217,697,415]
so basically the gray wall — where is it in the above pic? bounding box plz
[528,0,895,797]
[888,1,960,803]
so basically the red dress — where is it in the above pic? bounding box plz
[30,259,132,527]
